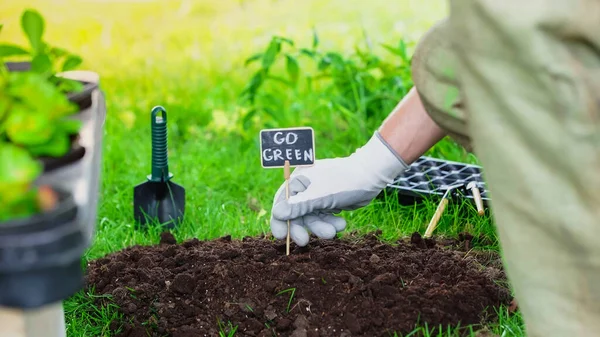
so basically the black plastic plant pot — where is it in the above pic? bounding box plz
[5,61,107,246]
[0,188,87,309]
[1,62,105,310]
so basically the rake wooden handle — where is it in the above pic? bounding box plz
[284,160,291,256]
[471,186,484,216]
[424,198,449,238]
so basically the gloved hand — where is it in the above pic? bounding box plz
[269,131,409,246]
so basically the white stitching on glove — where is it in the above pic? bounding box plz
[269,131,409,246]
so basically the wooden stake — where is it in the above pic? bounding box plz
[424,198,448,238]
[467,182,485,216]
[284,160,291,256]
[472,186,485,216]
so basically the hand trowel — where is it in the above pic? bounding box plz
[133,106,185,229]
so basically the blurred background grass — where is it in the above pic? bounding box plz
[1,1,524,336]
[1,0,464,252]
[1,0,447,83]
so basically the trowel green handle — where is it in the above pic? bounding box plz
[150,106,172,182]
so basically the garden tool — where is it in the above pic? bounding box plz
[133,106,185,229]
[423,183,464,238]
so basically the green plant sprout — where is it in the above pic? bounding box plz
[264,320,279,336]
[400,278,406,288]
[217,318,238,337]
[0,8,85,221]
[125,287,138,300]
[275,287,296,313]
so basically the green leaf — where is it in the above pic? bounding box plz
[317,57,330,71]
[0,190,40,222]
[5,104,55,146]
[61,55,82,71]
[299,48,316,59]
[381,43,400,56]
[0,93,11,122]
[241,108,257,129]
[285,54,299,85]
[264,75,290,86]
[0,24,3,34]
[244,53,263,67]
[55,77,84,93]
[31,53,52,73]
[7,72,78,118]
[240,70,265,103]
[0,44,29,58]
[262,39,281,69]
[324,52,345,70]
[49,47,68,58]
[262,106,280,121]
[318,53,345,71]
[0,142,42,208]
[312,27,319,49]
[274,36,294,46]
[398,40,407,55]
[21,9,45,53]
[57,118,82,134]
[26,130,71,157]
[0,142,42,184]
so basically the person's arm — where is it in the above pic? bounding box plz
[269,87,446,246]
[378,87,446,165]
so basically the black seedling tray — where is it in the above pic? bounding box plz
[386,156,490,206]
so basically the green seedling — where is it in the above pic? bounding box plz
[125,287,138,300]
[400,278,406,288]
[264,321,278,336]
[275,287,296,313]
[217,318,238,337]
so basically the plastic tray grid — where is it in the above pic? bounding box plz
[386,156,490,204]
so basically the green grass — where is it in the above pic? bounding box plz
[1,0,524,336]
[63,289,125,336]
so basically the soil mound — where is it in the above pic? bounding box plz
[85,232,512,337]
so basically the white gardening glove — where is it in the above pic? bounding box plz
[269,131,409,246]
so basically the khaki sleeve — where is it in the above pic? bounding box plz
[410,19,472,152]
[446,1,600,336]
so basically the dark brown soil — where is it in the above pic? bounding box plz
[85,232,512,337]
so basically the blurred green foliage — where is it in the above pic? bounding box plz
[238,30,414,137]
[0,8,84,221]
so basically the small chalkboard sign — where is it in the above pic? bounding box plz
[260,127,315,168]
